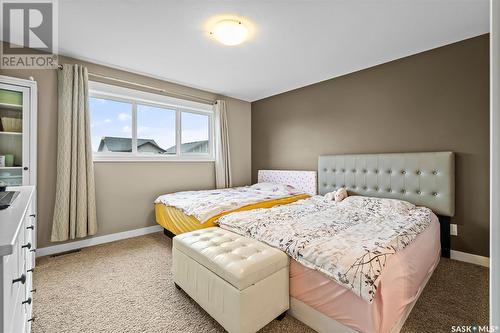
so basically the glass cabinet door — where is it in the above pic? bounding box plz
[0,84,29,186]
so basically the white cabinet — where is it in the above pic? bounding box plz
[0,76,37,333]
[0,186,36,333]
[0,75,37,187]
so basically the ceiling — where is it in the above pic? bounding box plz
[59,0,490,102]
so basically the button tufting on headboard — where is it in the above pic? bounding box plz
[318,152,455,217]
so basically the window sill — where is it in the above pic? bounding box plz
[92,155,215,163]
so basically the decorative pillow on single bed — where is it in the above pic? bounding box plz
[250,182,296,193]
[341,195,416,214]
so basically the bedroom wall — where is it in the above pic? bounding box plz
[251,34,490,257]
[0,54,252,248]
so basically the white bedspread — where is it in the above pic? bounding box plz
[217,196,433,303]
[154,184,301,223]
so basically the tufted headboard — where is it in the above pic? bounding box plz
[318,152,455,217]
[258,170,318,195]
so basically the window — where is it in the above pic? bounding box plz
[136,104,176,155]
[181,112,210,154]
[89,82,214,161]
[90,98,132,153]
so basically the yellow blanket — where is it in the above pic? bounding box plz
[155,194,310,235]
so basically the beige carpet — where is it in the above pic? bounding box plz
[33,232,488,333]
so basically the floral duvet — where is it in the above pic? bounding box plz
[217,195,433,303]
[154,184,302,223]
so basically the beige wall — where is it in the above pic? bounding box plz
[251,35,490,257]
[1,55,251,248]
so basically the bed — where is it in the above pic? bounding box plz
[218,152,455,333]
[154,170,317,236]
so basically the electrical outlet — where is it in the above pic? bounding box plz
[450,224,458,236]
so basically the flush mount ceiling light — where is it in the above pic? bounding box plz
[210,19,249,46]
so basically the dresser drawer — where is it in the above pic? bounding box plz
[24,206,36,248]
[23,216,36,270]
[24,265,33,309]
[3,253,24,333]
[2,241,24,307]
[7,285,27,333]
[23,271,33,332]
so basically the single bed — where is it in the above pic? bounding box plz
[154,170,317,236]
[218,152,455,333]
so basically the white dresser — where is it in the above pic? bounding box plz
[0,186,36,333]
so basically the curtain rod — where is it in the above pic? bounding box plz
[57,64,215,105]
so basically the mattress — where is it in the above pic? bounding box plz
[289,214,441,333]
[155,194,309,235]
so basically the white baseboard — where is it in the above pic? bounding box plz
[37,225,163,257]
[450,250,490,267]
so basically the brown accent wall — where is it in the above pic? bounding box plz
[251,34,490,257]
[1,54,251,248]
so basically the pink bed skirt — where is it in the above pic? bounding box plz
[290,214,441,333]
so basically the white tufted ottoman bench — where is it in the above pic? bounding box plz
[172,227,289,333]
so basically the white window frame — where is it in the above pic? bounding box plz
[89,81,215,162]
